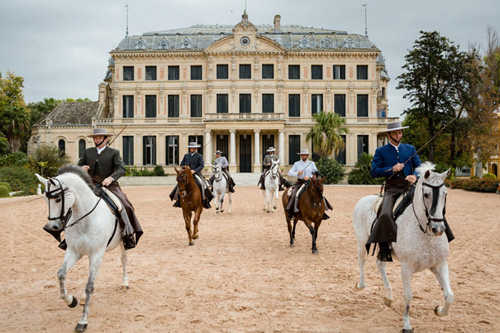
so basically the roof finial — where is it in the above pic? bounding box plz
[362,3,368,37]
[125,4,129,37]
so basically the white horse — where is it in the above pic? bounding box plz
[353,162,453,332]
[36,165,128,332]
[263,159,280,213]
[211,162,231,213]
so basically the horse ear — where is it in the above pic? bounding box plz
[441,169,451,180]
[424,170,431,179]
[174,167,179,174]
[319,176,326,185]
[35,173,48,187]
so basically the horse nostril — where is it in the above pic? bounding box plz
[432,227,438,234]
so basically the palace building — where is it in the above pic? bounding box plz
[29,12,397,174]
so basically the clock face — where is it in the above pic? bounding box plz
[240,36,250,47]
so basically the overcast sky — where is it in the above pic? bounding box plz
[1,0,499,118]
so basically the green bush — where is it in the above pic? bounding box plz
[348,153,384,185]
[0,152,31,167]
[482,173,497,180]
[0,181,12,192]
[314,157,345,184]
[0,185,9,198]
[461,179,499,192]
[32,144,71,177]
[124,165,155,176]
[434,163,455,179]
[153,165,165,176]
[0,166,39,195]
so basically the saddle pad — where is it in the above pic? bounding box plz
[287,187,293,196]
[102,188,123,212]
[372,194,404,216]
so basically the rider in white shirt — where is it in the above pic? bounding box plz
[209,150,235,193]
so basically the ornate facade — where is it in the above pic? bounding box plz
[30,12,397,174]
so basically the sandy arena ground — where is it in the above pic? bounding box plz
[1,185,499,332]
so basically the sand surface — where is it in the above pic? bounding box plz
[1,185,499,332]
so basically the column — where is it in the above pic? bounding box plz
[278,130,285,164]
[254,129,261,172]
[229,129,236,172]
[204,129,212,165]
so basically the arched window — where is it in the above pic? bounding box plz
[58,139,66,156]
[78,139,86,158]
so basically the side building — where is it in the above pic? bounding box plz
[29,12,396,173]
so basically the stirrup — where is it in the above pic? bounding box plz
[58,239,67,251]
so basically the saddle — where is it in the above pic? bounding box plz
[94,186,123,217]
[372,185,415,220]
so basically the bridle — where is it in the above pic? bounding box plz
[213,164,222,182]
[270,162,279,179]
[45,177,102,229]
[412,180,446,234]
[309,176,324,207]
[177,170,193,198]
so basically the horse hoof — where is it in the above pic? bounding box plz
[189,242,195,246]
[402,329,413,333]
[355,283,365,290]
[384,297,392,308]
[216,210,219,214]
[434,305,444,316]
[193,235,199,240]
[312,250,319,255]
[75,323,87,332]
[68,296,78,308]
[121,285,129,290]
[290,244,295,248]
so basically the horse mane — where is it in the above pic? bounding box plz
[415,161,435,177]
[57,164,95,190]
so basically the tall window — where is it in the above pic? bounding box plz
[335,135,346,165]
[289,65,300,79]
[216,135,229,161]
[191,95,202,117]
[168,95,179,118]
[357,135,369,161]
[217,64,228,79]
[168,66,179,80]
[239,94,251,113]
[188,135,203,156]
[357,65,368,80]
[311,65,323,80]
[239,64,251,79]
[78,139,86,159]
[288,135,300,165]
[145,95,157,118]
[123,95,134,118]
[217,94,228,113]
[333,65,346,80]
[58,139,65,156]
[289,94,300,117]
[145,66,156,80]
[262,64,274,79]
[334,94,346,117]
[123,66,134,81]
[143,136,156,165]
[191,65,202,80]
[262,94,274,113]
[357,94,369,117]
[166,136,179,165]
[123,136,134,165]
[311,94,323,115]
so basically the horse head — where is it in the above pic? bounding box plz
[415,162,450,236]
[36,173,76,232]
[213,163,222,181]
[270,159,280,178]
[309,172,325,201]
[175,166,193,198]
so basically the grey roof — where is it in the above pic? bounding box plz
[36,102,100,126]
[115,23,377,52]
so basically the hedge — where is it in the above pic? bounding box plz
[447,178,499,193]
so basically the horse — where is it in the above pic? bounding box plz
[352,162,453,332]
[263,158,280,213]
[174,166,203,246]
[35,165,128,332]
[282,172,326,254]
[211,162,231,214]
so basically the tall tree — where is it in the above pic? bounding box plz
[397,31,472,163]
[306,111,348,158]
[1,105,30,152]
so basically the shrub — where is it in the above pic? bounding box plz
[0,152,31,167]
[0,181,12,192]
[461,179,499,192]
[153,165,165,176]
[315,157,345,184]
[32,144,71,177]
[482,173,497,180]
[348,153,384,185]
[0,185,9,198]
[0,166,39,195]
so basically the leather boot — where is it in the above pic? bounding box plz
[58,239,67,251]
[322,213,330,220]
[173,200,181,208]
[122,235,136,250]
[377,242,393,262]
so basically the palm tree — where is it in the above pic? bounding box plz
[306,111,348,158]
[1,105,30,152]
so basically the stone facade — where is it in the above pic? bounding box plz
[30,12,397,174]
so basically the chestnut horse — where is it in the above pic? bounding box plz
[174,166,203,246]
[282,173,326,254]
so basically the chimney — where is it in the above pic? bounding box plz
[273,15,281,31]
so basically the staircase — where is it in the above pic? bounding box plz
[230,172,261,186]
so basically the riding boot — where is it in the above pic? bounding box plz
[229,185,235,193]
[203,199,211,209]
[122,235,136,250]
[284,179,293,188]
[293,196,300,213]
[287,210,294,220]
[58,239,67,251]
[377,242,393,262]
[173,200,181,208]
[322,213,330,220]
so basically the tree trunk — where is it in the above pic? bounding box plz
[9,137,21,153]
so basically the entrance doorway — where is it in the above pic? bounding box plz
[239,135,251,172]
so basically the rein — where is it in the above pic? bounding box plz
[411,180,446,234]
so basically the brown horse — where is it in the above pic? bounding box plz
[282,173,326,254]
[174,166,203,246]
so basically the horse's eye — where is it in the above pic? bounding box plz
[423,193,429,198]
[55,198,62,203]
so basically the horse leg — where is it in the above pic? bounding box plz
[273,187,278,210]
[292,218,298,240]
[304,219,318,254]
[228,193,232,213]
[76,251,105,332]
[192,208,201,240]
[120,244,129,289]
[58,251,82,309]
[265,190,271,213]
[184,212,194,246]
[401,263,414,332]
[286,216,294,247]
[376,259,393,307]
[430,261,454,317]
[220,192,225,213]
[355,241,367,290]
[215,192,220,214]
[262,189,267,211]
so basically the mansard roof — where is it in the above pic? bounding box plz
[115,15,378,52]
[35,102,100,126]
